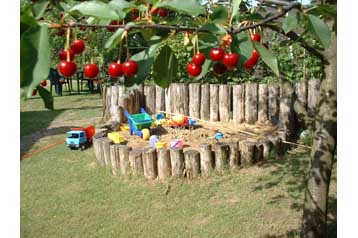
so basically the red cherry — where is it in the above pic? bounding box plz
[58,61,77,77]
[40,80,47,87]
[58,49,75,61]
[32,89,37,96]
[213,63,227,76]
[244,50,260,70]
[70,39,85,54]
[186,62,202,77]
[192,53,206,66]
[222,52,239,68]
[108,62,123,78]
[210,48,225,61]
[122,60,138,77]
[84,64,99,79]
[107,20,119,32]
[151,7,159,15]
[159,8,168,17]
[251,33,261,42]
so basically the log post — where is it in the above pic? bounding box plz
[245,83,258,124]
[262,141,271,161]
[142,147,158,180]
[133,89,141,113]
[157,148,171,180]
[129,148,143,176]
[200,84,210,120]
[210,84,219,121]
[268,84,280,125]
[227,141,240,172]
[165,84,172,114]
[100,137,111,166]
[137,83,145,109]
[110,144,119,175]
[189,83,201,118]
[170,147,185,178]
[199,143,213,176]
[155,85,165,114]
[295,80,307,110]
[184,150,201,179]
[214,143,230,173]
[144,85,156,115]
[279,81,295,140]
[118,145,130,176]
[219,84,231,122]
[258,84,269,123]
[253,143,263,163]
[232,84,245,123]
[172,83,189,115]
[93,136,105,165]
[307,78,320,117]
[117,85,126,123]
[240,141,254,167]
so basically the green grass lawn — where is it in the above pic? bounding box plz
[20,93,336,238]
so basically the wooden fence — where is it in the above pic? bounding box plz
[92,132,284,180]
[103,79,320,138]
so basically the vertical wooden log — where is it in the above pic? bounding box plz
[183,83,189,116]
[268,84,280,125]
[219,84,231,122]
[101,137,111,166]
[157,148,171,180]
[227,141,239,172]
[142,147,158,180]
[262,141,271,161]
[137,83,145,109]
[93,136,105,165]
[111,85,119,108]
[307,78,320,117]
[184,150,201,179]
[118,145,130,176]
[240,141,254,167]
[199,143,213,176]
[210,84,219,121]
[232,84,245,123]
[110,144,119,175]
[214,143,229,172]
[245,83,258,124]
[170,147,185,178]
[295,80,307,110]
[117,86,125,123]
[155,85,165,113]
[258,84,269,123]
[200,84,210,120]
[144,85,156,115]
[105,86,112,121]
[110,86,120,122]
[165,84,172,113]
[189,83,201,118]
[253,143,263,163]
[134,89,141,113]
[279,82,295,140]
[129,148,143,176]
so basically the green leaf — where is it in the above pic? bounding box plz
[32,0,50,19]
[282,12,300,34]
[158,0,205,17]
[254,42,279,76]
[59,2,72,12]
[232,32,253,67]
[200,23,227,35]
[20,24,51,99]
[37,86,54,110]
[70,1,123,21]
[306,14,331,49]
[126,44,160,87]
[194,59,211,80]
[210,6,228,24]
[105,28,125,49]
[109,0,136,13]
[232,0,242,19]
[153,44,178,88]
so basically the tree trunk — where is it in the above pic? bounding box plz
[302,27,336,238]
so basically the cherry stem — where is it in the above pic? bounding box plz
[125,32,130,61]
[117,40,123,64]
[196,33,200,54]
[66,28,71,62]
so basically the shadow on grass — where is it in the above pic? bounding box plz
[255,152,337,238]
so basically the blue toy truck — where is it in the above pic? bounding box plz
[66,126,95,150]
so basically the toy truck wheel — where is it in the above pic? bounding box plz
[80,144,86,151]
[141,128,150,140]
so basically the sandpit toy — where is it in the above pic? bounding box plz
[66,125,95,150]
[170,139,184,148]
[149,135,167,149]
[125,108,152,140]
[170,115,196,129]
[107,132,126,144]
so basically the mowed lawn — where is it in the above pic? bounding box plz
[20,91,337,238]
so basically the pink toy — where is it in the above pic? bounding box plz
[170,139,184,148]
